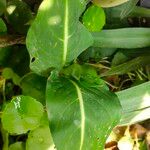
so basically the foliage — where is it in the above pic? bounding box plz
[0,0,149,149]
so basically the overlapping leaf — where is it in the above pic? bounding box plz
[26,0,93,74]
[46,77,122,149]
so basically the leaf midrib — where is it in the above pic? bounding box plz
[63,0,69,66]
[70,80,85,150]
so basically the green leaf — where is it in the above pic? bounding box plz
[92,28,150,49]
[0,0,6,16]
[92,0,129,8]
[0,18,7,34]
[2,96,44,134]
[9,142,25,150]
[6,0,33,34]
[20,73,47,104]
[26,126,55,150]
[101,56,150,76]
[26,0,93,74]
[117,81,150,125]
[2,68,21,85]
[82,5,105,32]
[46,77,122,149]
[26,113,55,150]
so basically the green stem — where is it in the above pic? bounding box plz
[0,125,9,150]
[2,79,6,103]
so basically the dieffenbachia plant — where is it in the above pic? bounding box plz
[26,0,122,149]
[1,0,150,149]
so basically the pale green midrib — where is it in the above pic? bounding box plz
[70,80,85,150]
[63,0,69,66]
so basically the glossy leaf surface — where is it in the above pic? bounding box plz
[82,5,105,32]
[46,77,121,149]
[27,0,93,74]
[2,96,44,134]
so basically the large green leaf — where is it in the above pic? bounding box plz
[26,0,93,74]
[2,96,44,134]
[46,77,121,149]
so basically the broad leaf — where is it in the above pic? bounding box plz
[2,96,44,134]
[27,0,93,74]
[46,77,121,149]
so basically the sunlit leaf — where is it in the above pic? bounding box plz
[26,0,93,74]
[82,4,105,32]
[2,96,44,134]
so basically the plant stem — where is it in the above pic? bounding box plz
[0,124,9,150]
[0,35,25,48]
